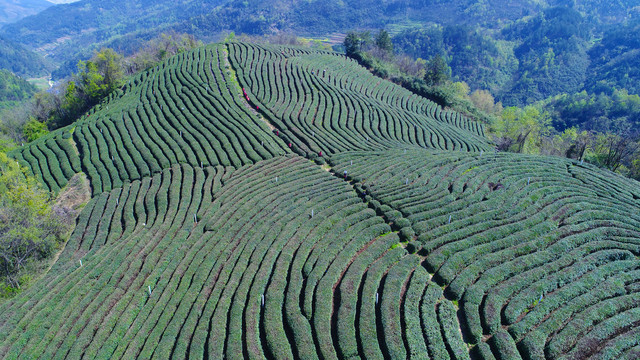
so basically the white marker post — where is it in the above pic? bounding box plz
[79,259,83,267]
[376,292,379,304]
[528,177,531,186]
[261,294,265,307]
[448,215,452,224]
[148,286,152,296]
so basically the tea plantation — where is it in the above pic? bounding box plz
[1,42,638,359]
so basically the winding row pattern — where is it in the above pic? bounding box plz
[10,44,288,195]
[8,129,81,193]
[0,156,470,359]
[5,41,640,359]
[330,148,640,360]
[228,42,491,158]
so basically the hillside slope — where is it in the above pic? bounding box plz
[0,34,50,76]
[2,42,639,359]
[0,0,226,66]
[0,0,580,70]
[0,0,52,25]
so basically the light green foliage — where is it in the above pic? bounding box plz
[0,151,65,293]
[23,117,48,142]
[0,69,38,104]
[493,105,551,153]
[77,48,124,103]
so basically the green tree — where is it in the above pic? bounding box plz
[77,61,106,102]
[344,31,362,57]
[375,29,393,54]
[493,105,551,153]
[590,133,639,172]
[93,48,124,93]
[22,117,48,142]
[0,152,66,292]
[424,54,450,86]
[343,31,371,57]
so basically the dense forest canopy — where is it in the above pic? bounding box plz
[0,35,51,77]
[0,70,37,109]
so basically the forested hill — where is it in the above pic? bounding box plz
[392,4,640,108]
[4,0,637,77]
[0,0,52,25]
[0,35,50,77]
[0,0,226,67]
[1,41,639,359]
[0,69,37,108]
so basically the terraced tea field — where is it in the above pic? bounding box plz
[331,148,640,359]
[2,42,639,359]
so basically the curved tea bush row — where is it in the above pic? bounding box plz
[330,148,640,359]
[0,155,471,359]
[11,44,288,195]
[8,128,81,193]
[73,44,288,194]
[230,42,484,137]
[0,162,223,359]
[228,42,491,158]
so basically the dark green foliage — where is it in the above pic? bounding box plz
[499,6,591,105]
[585,18,640,96]
[0,70,37,104]
[424,54,450,86]
[491,331,522,360]
[394,26,516,94]
[0,35,50,77]
[374,30,393,54]
[545,89,640,133]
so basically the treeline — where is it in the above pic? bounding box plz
[0,33,200,146]
[0,70,37,109]
[343,29,501,125]
[343,29,640,180]
[0,152,71,297]
[392,6,640,108]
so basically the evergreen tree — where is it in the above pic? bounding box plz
[375,29,393,54]
[424,54,450,86]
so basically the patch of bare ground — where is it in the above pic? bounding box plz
[45,173,92,271]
